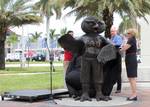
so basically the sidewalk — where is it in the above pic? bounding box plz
[5,61,149,68]
[5,63,63,67]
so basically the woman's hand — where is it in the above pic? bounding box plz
[120,44,131,51]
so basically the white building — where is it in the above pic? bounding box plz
[139,15,150,66]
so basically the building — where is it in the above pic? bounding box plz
[139,15,150,66]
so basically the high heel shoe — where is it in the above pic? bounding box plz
[127,96,137,101]
[115,90,121,93]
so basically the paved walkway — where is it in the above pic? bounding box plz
[5,62,150,68]
[5,63,63,67]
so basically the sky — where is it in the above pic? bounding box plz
[11,8,122,38]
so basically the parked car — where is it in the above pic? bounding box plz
[5,53,20,62]
[31,54,46,61]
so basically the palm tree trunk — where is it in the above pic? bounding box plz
[103,7,113,38]
[0,40,5,70]
[0,29,7,70]
[46,16,50,61]
[20,26,26,68]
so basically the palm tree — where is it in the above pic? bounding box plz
[49,28,60,49]
[34,0,67,48]
[34,0,67,60]
[0,0,42,69]
[29,32,42,43]
[5,33,19,54]
[118,16,140,34]
[65,0,150,38]
[49,29,56,40]
[26,32,42,64]
[118,16,140,38]
[28,31,42,53]
[60,27,68,35]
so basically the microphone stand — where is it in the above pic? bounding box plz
[45,38,57,105]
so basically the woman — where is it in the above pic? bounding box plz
[120,28,138,101]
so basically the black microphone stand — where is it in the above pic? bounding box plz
[45,38,57,104]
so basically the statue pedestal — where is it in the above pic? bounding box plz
[54,96,133,107]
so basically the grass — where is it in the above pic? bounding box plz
[0,66,64,94]
[0,66,63,74]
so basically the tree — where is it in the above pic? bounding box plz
[6,33,19,53]
[34,0,67,60]
[0,0,41,69]
[34,0,67,48]
[49,28,61,49]
[65,0,150,38]
[118,16,141,35]
[49,29,56,40]
[26,32,42,63]
[60,27,68,35]
[28,31,42,53]
[29,32,42,43]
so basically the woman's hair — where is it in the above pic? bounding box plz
[127,28,139,38]
[67,30,73,34]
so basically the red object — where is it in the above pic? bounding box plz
[64,50,73,61]
[25,50,36,57]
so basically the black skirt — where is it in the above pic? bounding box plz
[125,54,137,77]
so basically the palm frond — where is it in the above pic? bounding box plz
[60,27,67,35]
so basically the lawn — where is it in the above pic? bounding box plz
[0,66,64,94]
[0,66,63,74]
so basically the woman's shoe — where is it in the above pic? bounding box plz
[127,96,137,101]
[115,90,121,93]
